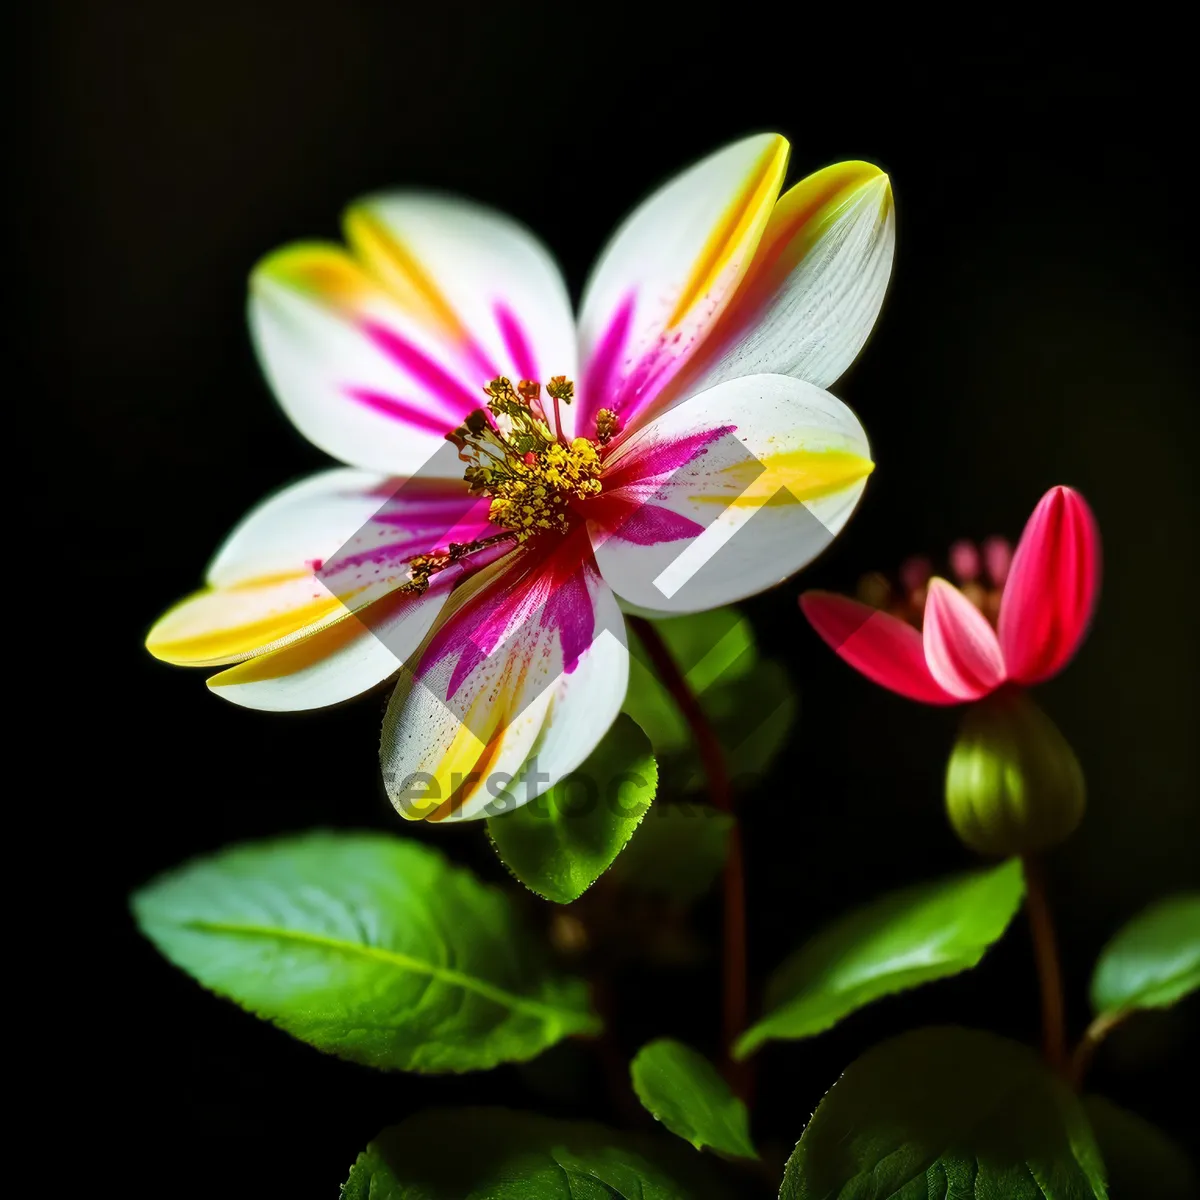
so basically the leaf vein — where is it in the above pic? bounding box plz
[176,917,582,1024]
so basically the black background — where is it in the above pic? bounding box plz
[28,6,1196,1193]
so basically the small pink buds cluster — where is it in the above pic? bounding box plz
[856,536,1014,630]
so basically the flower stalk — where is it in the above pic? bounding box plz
[1067,1010,1126,1090]
[1021,854,1067,1075]
[629,615,750,1100]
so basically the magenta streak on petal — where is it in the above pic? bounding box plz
[596,500,704,545]
[443,640,486,700]
[582,297,714,437]
[344,387,458,436]
[462,337,500,384]
[371,492,494,529]
[362,320,481,419]
[580,294,635,430]
[317,490,495,592]
[422,534,596,699]
[322,508,502,581]
[419,566,521,689]
[585,424,737,551]
[603,424,737,490]
[540,567,596,673]
[321,536,431,577]
[608,332,695,428]
[324,529,511,623]
[354,477,498,529]
[494,302,539,382]
[424,567,542,699]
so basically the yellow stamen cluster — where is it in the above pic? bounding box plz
[595,408,620,445]
[448,376,602,542]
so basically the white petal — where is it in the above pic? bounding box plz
[250,256,469,477]
[672,164,895,398]
[207,467,393,587]
[148,469,399,666]
[249,195,575,474]
[147,469,494,668]
[588,374,873,613]
[347,194,577,390]
[574,134,789,440]
[205,583,451,711]
[499,591,629,813]
[379,536,624,821]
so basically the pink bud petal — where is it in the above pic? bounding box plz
[899,555,932,595]
[800,591,958,704]
[950,539,981,583]
[998,487,1101,684]
[922,577,1007,700]
[983,536,1012,588]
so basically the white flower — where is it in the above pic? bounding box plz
[148,135,893,822]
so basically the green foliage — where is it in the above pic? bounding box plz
[779,1027,1108,1199]
[736,860,1025,1057]
[1082,1096,1197,1200]
[1089,893,1200,1016]
[610,803,734,903]
[131,832,599,1073]
[623,608,796,792]
[341,1107,735,1198]
[685,659,796,791]
[630,1039,758,1160]
[487,715,657,904]
[622,608,756,755]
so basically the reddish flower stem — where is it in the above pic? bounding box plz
[1021,855,1067,1074]
[1068,1010,1126,1091]
[629,616,751,1100]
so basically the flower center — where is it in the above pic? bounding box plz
[448,376,617,543]
[400,380,622,595]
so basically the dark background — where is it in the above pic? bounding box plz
[28,6,1196,1193]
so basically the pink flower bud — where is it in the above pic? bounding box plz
[983,536,1012,588]
[949,539,981,582]
[899,555,931,596]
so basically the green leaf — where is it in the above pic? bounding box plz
[1083,1096,1197,1200]
[131,832,599,1073]
[623,609,758,758]
[622,609,796,792]
[487,715,657,904]
[736,859,1025,1058]
[342,1107,735,1199]
[685,659,797,792]
[1089,893,1200,1017]
[780,1026,1108,1199]
[630,1039,758,1160]
[609,803,734,903]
